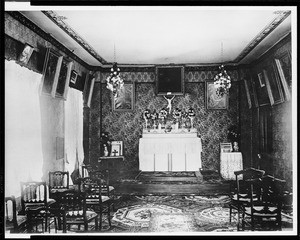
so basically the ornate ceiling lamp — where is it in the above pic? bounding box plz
[214,42,231,97]
[106,44,124,97]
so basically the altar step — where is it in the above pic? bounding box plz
[114,182,230,196]
[135,171,202,183]
[115,170,231,196]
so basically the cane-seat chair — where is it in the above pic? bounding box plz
[241,175,286,231]
[82,165,116,211]
[229,168,265,230]
[20,181,56,233]
[59,191,98,232]
[5,196,27,233]
[81,176,112,230]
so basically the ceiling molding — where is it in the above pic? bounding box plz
[234,10,291,63]
[7,11,91,69]
[42,11,108,65]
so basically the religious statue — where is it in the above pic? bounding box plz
[163,95,175,114]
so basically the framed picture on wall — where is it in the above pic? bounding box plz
[18,43,34,65]
[252,72,270,107]
[263,64,284,106]
[274,54,291,101]
[243,79,252,109]
[70,70,78,84]
[54,58,73,100]
[83,71,95,108]
[205,81,228,110]
[112,82,135,111]
[40,48,63,96]
[248,76,259,108]
[257,72,265,87]
[110,141,123,156]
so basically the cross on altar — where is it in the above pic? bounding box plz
[111,149,118,156]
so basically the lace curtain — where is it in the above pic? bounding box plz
[5,60,44,197]
[64,87,84,184]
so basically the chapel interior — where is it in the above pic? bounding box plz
[4,5,296,236]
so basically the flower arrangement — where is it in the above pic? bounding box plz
[158,108,168,121]
[227,125,240,142]
[100,131,111,156]
[172,108,182,122]
[143,109,151,121]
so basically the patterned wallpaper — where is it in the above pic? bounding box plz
[90,69,240,174]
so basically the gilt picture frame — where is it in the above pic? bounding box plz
[205,81,228,110]
[244,79,252,109]
[263,64,284,106]
[40,48,63,96]
[54,58,73,100]
[274,55,291,101]
[112,82,135,111]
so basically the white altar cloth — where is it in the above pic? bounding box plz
[139,131,202,171]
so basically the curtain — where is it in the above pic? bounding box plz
[64,87,84,184]
[5,60,43,197]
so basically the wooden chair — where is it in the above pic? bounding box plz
[241,175,286,231]
[59,191,98,232]
[5,196,27,233]
[82,165,116,211]
[49,171,75,200]
[20,181,56,233]
[81,176,112,230]
[229,168,265,231]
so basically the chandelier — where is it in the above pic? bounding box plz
[214,64,231,96]
[213,42,231,97]
[106,45,124,97]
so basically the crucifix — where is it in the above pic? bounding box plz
[111,149,118,157]
[163,95,175,114]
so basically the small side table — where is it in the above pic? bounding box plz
[98,156,125,182]
[220,152,243,180]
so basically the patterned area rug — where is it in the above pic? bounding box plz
[107,195,238,233]
[150,213,198,232]
[112,204,182,229]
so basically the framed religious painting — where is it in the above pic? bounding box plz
[40,48,63,96]
[243,79,252,109]
[18,43,34,65]
[252,71,271,107]
[83,71,95,108]
[112,82,135,111]
[263,64,284,106]
[205,81,228,110]
[274,52,291,101]
[54,57,73,100]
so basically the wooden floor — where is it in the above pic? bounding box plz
[114,171,231,196]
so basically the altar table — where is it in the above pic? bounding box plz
[139,130,202,171]
[220,152,243,180]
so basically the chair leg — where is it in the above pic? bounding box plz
[99,211,103,231]
[95,217,99,231]
[229,206,232,223]
[107,204,111,228]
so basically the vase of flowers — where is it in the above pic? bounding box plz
[143,109,151,130]
[227,125,240,152]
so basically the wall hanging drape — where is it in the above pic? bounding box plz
[64,87,84,185]
[5,60,44,197]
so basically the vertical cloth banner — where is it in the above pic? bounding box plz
[65,87,84,184]
[5,60,44,197]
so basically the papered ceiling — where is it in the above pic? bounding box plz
[13,6,292,67]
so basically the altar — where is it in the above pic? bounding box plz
[139,129,202,171]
